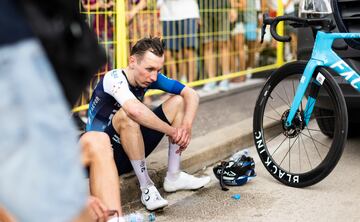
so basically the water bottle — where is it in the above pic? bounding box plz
[230,149,249,161]
[124,212,156,222]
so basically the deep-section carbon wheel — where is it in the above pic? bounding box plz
[253,61,348,187]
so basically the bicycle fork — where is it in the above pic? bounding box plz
[285,60,323,127]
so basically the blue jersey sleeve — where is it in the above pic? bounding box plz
[149,73,185,95]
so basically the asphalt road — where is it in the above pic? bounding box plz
[194,87,261,138]
[153,82,263,154]
[131,136,360,222]
[123,82,360,221]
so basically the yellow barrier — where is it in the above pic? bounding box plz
[276,0,284,66]
[73,0,288,113]
[116,0,128,68]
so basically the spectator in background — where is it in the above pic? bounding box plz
[283,0,297,60]
[230,0,246,82]
[267,0,297,60]
[127,0,161,48]
[79,0,115,122]
[158,0,200,83]
[244,0,260,70]
[82,0,115,71]
[200,0,237,92]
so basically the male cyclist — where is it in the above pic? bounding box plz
[86,37,211,211]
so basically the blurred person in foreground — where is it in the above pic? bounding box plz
[86,37,211,211]
[1,130,126,222]
[0,0,126,221]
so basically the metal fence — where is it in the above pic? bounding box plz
[74,0,291,112]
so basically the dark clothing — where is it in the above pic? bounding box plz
[104,105,171,175]
[0,0,33,46]
[19,0,106,106]
[86,70,184,132]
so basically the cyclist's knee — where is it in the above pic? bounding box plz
[112,109,140,132]
[167,95,185,111]
[80,132,113,162]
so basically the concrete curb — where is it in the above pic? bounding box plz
[120,79,267,205]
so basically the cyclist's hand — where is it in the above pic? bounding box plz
[175,124,192,152]
[168,127,181,144]
[176,128,188,148]
[87,196,109,222]
[176,146,187,154]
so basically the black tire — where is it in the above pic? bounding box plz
[253,61,348,188]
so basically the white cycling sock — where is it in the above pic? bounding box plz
[130,159,153,189]
[167,143,181,180]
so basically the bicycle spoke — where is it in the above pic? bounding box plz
[274,89,290,107]
[292,79,296,97]
[305,126,323,160]
[298,135,301,171]
[300,134,313,169]
[267,102,284,118]
[279,136,299,168]
[264,115,281,122]
[306,128,323,132]
[271,136,288,157]
[274,90,291,108]
[282,83,292,107]
[264,128,283,144]
[289,138,291,171]
[300,132,330,149]
[264,122,282,131]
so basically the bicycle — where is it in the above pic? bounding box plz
[253,13,360,188]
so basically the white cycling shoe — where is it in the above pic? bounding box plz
[163,171,211,192]
[141,185,168,211]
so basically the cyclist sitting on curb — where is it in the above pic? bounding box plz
[86,37,211,211]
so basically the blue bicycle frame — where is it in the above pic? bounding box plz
[286,31,360,127]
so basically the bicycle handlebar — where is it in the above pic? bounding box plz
[260,13,334,43]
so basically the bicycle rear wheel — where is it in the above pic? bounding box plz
[253,61,348,187]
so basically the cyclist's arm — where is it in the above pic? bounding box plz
[103,71,176,138]
[151,74,199,139]
[122,99,176,137]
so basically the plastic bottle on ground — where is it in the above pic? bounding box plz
[123,212,156,222]
[230,149,249,161]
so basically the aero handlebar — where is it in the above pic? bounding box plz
[260,13,334,43]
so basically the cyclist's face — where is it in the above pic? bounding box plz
[131,51,164,88]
